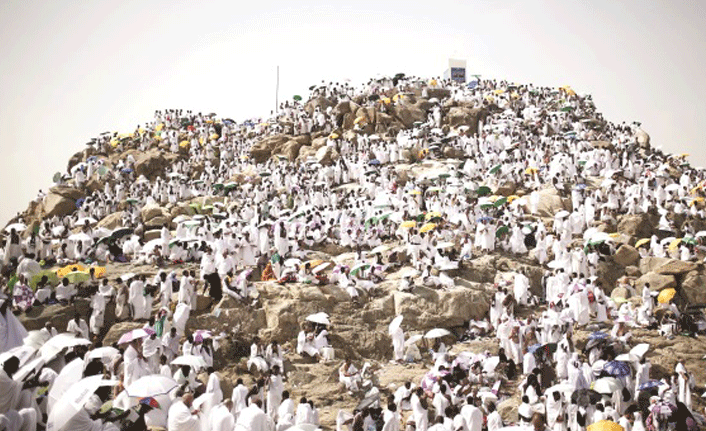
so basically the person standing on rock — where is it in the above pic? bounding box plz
[89,283,107,338]
[200,247,222,303]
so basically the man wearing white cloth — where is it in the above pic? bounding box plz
[0,357,41,431]
[168,393,201,431]
[235,399,273,431]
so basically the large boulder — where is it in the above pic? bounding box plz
[392,286,490,328]
[654,259,699,276]
[277,140,303,162]
[103,321,146,345]
[133,150,176,180]
[49,185,85,201]
[250,134,290,163]
[613,244,639,267]
[635,127,650,149]
[392,103,426,128]
[42,193,76,218]
[617,214,656,240]
[444,106,489,135]
[140,204,169,224]
[639,257,671,275]
[315,146,340,166]
[97,212,125,230]
[682,270,706,304]
[534,187,570,217]
[636,272,676,291]
[304,96,335,116]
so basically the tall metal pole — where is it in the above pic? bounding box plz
[275,66,279,113]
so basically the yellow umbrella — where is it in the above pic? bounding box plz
[329,133,339,139]
[154,135,163,141]
[634,238,651,248]
[609,233,620,239]
[425,212,442,220]
[306,259,324,268]
[680,153,690,157]
[380,97,391,104]
[429,79,437,87]
[407,190,422,195]
[524,167,538,175]
[179,140,190,148]
[110,138,119,147]
[418,148,428,159]
[419,223,437,233]
[401,221,417,228]
[392,94,404,102]
[507,195,521,203]
[354,116,367,125]
[199,137,204,145]
[57,263,86,278]
[155,123,164,132]
[493,89,505,95]
[668,238,682,251]
[205,119,214,124]
[210,133,219,141]
[484,95,495,102]
[510,92,520,99]
[689,197,704,206]
[658,288,676,304]
[587,420,623,431]
[239,155,249,160]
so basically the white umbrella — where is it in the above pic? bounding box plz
[4,223,26,233]
[615,353,640,363]
[546,383,575,396]
[0,345,37,368]
[483,356,501,373]
[371,244,391,254]
[404,334,423,347]
[630,343,650,359]
[23,330,51,350]
[47,358,84,411]
[171,355,207,369]
[14,356,44,382]
[555,210,570,218]
[664,184,681,192]
[424,328,451,339]
[120,272,136,282]
[593,377,623,394]
[86,346,120,363]
[435,241,455,249]
[126,374,179,397]
[75,217,97,226]
[67,232,92,243]
[284,258,302,267]
[118,328,155,345]
[173,215,191,224]
[695,231,706,238]
[388,315,404,335]
[284,424,320,431]
[306,312,331,326]
[47,375,117,431]
[312,263,330,274]
[40,334,91,362]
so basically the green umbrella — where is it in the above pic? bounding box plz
[213,183,224,190]
[480,203,495,210]
[224,183,238,190]
[489,165,501,175]
[476,186,492,196]
[126,198,139,205]
[65,271,90,284]
[493,197,508,207]
[496,225,509,238]
[683,237,697,245]
[8,275,18,291]
[438,173,452,179]
[578,160,587,166]
[52,172,62,183]
[30,270,59,290]
[560,106,574,112]
[293,95,302,101]
[260,172,271,177]
[350,264,371,276]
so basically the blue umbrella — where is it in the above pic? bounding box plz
[75,198,85,208]
[638,380,664,391]
[477,217,494,223]
[604,360,631,377]
[368,159,381,166]
[121,168,133,174]
[575,184,587,190]
[589,331,608,340]
[528,344,542,354]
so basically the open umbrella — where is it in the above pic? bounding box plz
[634,238,651,248]
[86,346,120,363]
[424,328,451,339]
[57,263,86,278]
[593,377,622,394]
[419,223,437,233]
[47,358,85,411]
[306,312,331,326]
[171,355,207,369]
[193,330,212,343]
[586,420,624,431]
[638,380,664,391]
[47,376,118,431]
[126,375,179,398]
[4,223,26,233]
[29,270,59,290]
[476,186,492,196]
[64,270,90,284]
[588,331,608,340]
[118,328,156,345]
[312,262,331,274]
[555,210,570,218]
[388,315,403,335]
[350,264,370,276]
[404,334,424,347]
[40,334,91,362]
[603,361,631,377]
[495,226,509,238]
[400,221,416,229]
[658,288,676,304]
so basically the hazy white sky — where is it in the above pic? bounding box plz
[1,0,705,225]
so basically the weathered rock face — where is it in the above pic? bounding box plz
[613,244,640,267]
[140,204,171,228]
[250,134,291,163]
[682,270,706,304]
[533,187,570,217]
[134,150,176,180]
[617,214,656,240]
[316,146,340,166]
[636,272,676,291]
[635,127,650,149]
[42,193,76,218]
[304,96,335,116]
[393,286,490,328]
[97,211,125,230]
[654,259,699,275]
[444,106,489,135]
[392,103,426,128]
